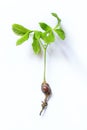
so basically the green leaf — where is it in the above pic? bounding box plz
[34,31,41,40]
[39,22,52,31]
[51,13,61,25]
[41,31,55,44]
[12,24,30,36]
[16,31,30,45]
[32,37,41,54]
[55,29,65,40]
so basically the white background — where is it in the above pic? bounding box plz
[0,0,87,130]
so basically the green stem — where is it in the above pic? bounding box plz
[39,40,47,83]
[54,24,59,30]
[43,47,47,83]
[53,21,61,30]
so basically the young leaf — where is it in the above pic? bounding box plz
[16,31,30,45]
[39,22,52,31]
[55,29,65,40]
[34,31,41,40]
[41,31,55,44]
[32,37,41,54]
[51,13,61,25]
[12,24,31,36]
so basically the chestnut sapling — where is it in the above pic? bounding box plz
[12,13,65,115]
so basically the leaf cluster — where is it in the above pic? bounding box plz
[12,13,65,54]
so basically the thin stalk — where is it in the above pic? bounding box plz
[39,40,47,83]
[54,24,59,30]
[43,47,47,83]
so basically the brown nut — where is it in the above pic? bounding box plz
[41,82,51,95]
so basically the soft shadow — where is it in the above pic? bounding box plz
[47,36,87,84]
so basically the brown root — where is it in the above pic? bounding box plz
[39,95,49,115]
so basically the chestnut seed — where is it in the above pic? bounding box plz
[41,82,51,95]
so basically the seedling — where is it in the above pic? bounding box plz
[12,13,65,115]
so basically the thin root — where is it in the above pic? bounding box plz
[39,95,48,116]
